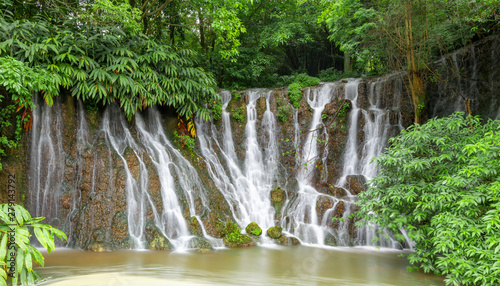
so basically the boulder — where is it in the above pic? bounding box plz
[245,222,262,236]
[189,237,213,250]
[343,175,367,195]
[267,226,283,239]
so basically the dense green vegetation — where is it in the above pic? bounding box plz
[321,0,500,122]
[0,204,66,285]
[357,113,500,286]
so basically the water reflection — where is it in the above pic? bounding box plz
[36,247,443,286]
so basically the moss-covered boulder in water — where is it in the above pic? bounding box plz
[86,241,108,252]
[216,221,256,247]
[147,231,173,250]
[223,232,255,248]
[267,226,283,239]
[215,221,240,238]
[277,235,301,246]
[245,222,262,236]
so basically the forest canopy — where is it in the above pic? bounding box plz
[1,0,498,113]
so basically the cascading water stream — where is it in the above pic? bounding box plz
[135,108,222,248]
[197,89,276,237]
[28,94,65,227]
[338,77,403,183]
[336,76,406,248]
[281,83,352,246]
[337,80,361,187]
[27,75,418,250]
[102,105,149,249]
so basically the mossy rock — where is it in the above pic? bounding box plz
[216,222,240,238]
[197,248,214,254]
[267,226,283,239]
[245,222,262,236]
[278,236,301,246]
[189,237,213,250]
[86,241,108,252]
[147,232,173,250]
[223,233,255,248]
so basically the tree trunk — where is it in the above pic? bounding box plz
[344,52,352,73]
[404,1,423,124]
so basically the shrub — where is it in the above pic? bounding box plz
[232,107,245,123]
[286,73,320,108]
[211,102,222,121]
[356,112,500,286]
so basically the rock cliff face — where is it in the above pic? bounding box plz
[17,75,412,250]
[428,34,500,120]
[1,34,499,251]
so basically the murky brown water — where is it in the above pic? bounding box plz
[35,246,444,286]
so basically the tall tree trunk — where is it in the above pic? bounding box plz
[199,10,206,52]
[344,52,352,73]
[405,1,424,124]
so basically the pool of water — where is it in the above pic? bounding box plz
[35,246,444,286]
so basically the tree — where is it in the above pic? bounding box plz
[320,0,500,123]
[0,2,220,121]
[356,113,500,286]
[208,0,339,88]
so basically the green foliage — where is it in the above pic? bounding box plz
[216,222,252,246]
[0,56,37,170]
[276,98,291,122]
[173,131,195,153]
[320,0,381,71]
[0,11,219,121]
[79,0,143,35]
[287,73,321,108]
[288,82,303,108]
[232,107,245,123]
[205,0,337,89]
[356,112,500,286]
[320,0,500,73]
[210,101,222,121]
[0,204,67,285]
[233,93,241,101]
[337,101,350,117]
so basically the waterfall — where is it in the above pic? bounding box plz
[135,108,222,248]
[337,80,361,187]
[335,76,406,248]
[102,105,149,249]
[27,75,414,250]
[280,83,352,246]
[338,77,403,184]
[28,94,65,227]
[196,89,277,234]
